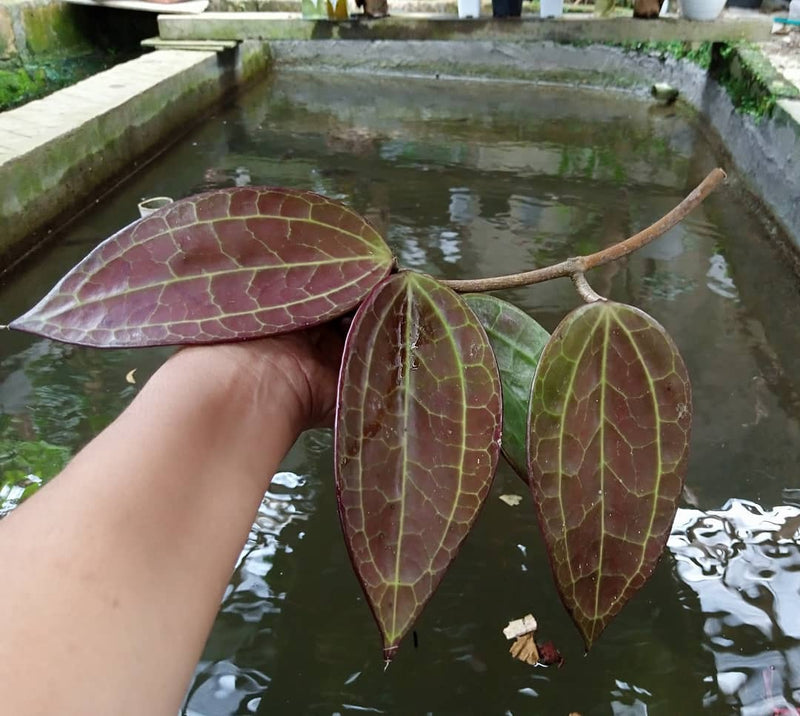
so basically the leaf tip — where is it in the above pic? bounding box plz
[382,644,398,666]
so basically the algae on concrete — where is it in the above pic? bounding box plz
[0,52,138,111]
[0,42,272,267]
[710,42,800,119]
[21,2,92,56]
[0,0,158,110]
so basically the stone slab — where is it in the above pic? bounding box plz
[0,42,270,268]
[141,37,239,50]
[158,11,772,43]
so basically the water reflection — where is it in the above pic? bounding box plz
[183,470,318,716]
[669,499,800,714]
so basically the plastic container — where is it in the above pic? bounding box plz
[540,0,563,16]
[458,0,480,17]
[137,197,174,218]
[679,0,726,20]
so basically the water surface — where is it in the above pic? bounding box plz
[2,72,800,715]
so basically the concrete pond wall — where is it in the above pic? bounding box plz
[0,38,270,269]
[0,18,798,269]
[264,39,800,246]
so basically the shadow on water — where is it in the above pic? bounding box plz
[2,71,800,714]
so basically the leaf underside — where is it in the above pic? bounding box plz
[464,294,550,483]
[528,301,691,649]
[10,188,393,347]
[335,272,502,661]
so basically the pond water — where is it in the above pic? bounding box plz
[2,71,800,715]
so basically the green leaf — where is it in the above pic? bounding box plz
[464,294,549,482]
[528,301,691,648]
[10,188,393,348]
[335,271,502,661]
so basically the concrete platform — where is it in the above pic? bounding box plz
[0,42,269,269]
[158,11,772,44]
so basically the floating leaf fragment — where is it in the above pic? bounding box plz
[499,494,523,507]
[509,633,539,666]
[537,640,564,667]
[125,369,137,384]
[503,613,538,639]
[335,271,502,662]
[529,301,691,649]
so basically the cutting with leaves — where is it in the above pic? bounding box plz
[4,170,726,662]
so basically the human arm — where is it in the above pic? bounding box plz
[0,328,342,716]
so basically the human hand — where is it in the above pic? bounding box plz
[168,322,346,436]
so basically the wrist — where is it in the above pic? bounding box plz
[146,344,307,479]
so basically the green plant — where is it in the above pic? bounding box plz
[3,168,726,662]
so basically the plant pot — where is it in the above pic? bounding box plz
[540,0,563,16]
[679,0,726,19]
[492,0,522,16]
[137,197,173,218]
[458,0,480,17]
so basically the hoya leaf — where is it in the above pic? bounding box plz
[528,301,691,649]
[10,188,393,347]
[335,271,502,662]
[464,294,549,482]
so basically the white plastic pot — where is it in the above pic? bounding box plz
[540,0,563,17]
[679,0,725,20]
[457,0,480,17]
[137,197,174,218]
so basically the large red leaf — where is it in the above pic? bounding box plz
[528,301,691,648]
[9,188,393,347]
[335,272,502,662]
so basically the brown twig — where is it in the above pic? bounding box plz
[571,272,605,303]
[439,168,727,294]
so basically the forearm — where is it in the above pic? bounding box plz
[0,345,303,716]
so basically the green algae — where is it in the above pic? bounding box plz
[0,52,136,111]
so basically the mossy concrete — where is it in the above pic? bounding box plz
[0,0,159,109]
[21,1,92,55]
[0,41,270,268]
[0,7,16,59]
[158,12,772,44]
[0,0,92,61]
[709,43,800,118]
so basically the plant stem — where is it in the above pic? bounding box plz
[571,272,605,303]
[439,168,727,294]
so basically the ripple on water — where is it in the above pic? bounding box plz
[184,470,313,714]
[669,498,800,713]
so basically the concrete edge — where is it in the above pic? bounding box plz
[158,12,773,43]
[265,40,800,246]
[0,40,270,270]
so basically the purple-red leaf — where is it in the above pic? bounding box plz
[9,188,393,347]
[528,301,691,649]
[335,272,502,661]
